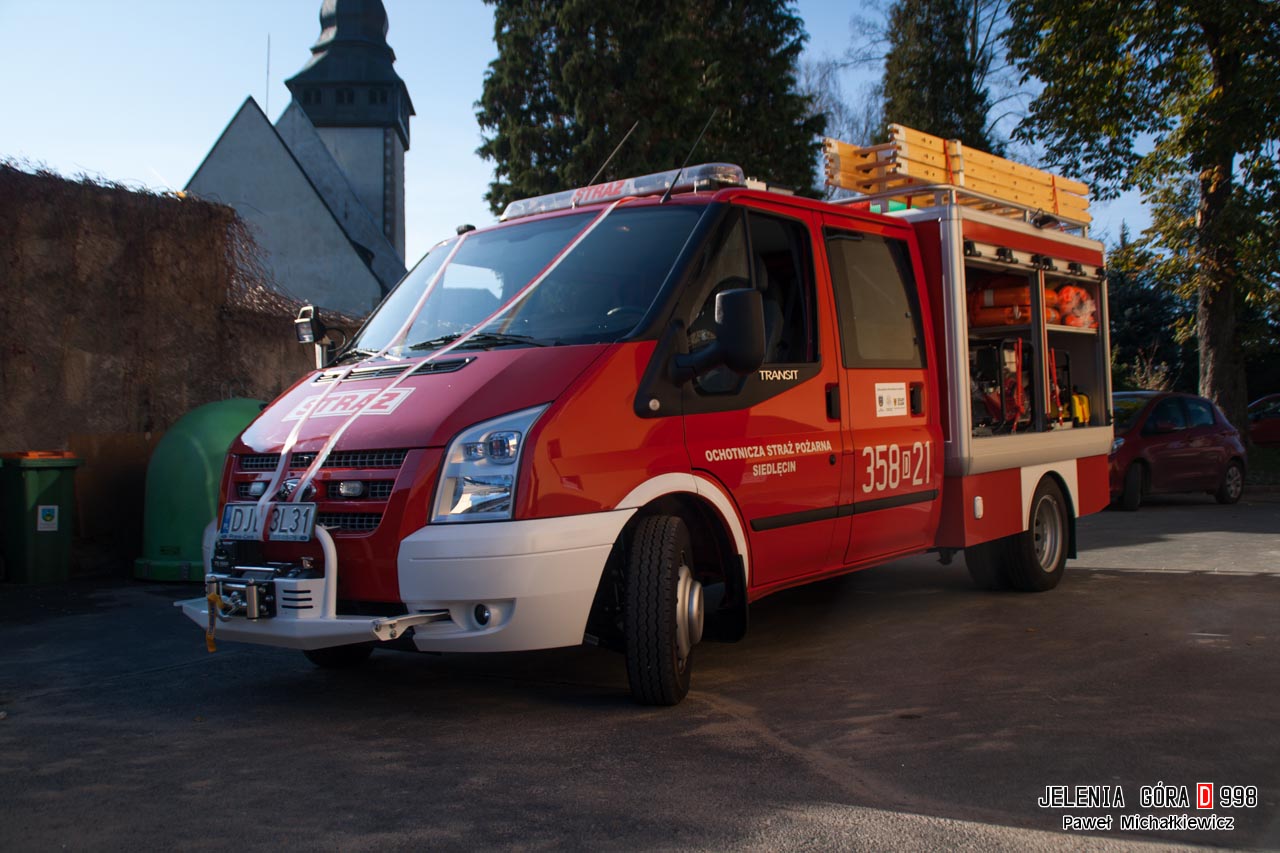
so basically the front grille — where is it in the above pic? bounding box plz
[312,450,407,469]
[326,481,394,500]
[317,512,383,533]
[239,454,281,471]
[239,450,408,472]
[235,482,259,499]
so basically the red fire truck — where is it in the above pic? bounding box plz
[180,126,1112,705]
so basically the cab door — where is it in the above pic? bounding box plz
[820,214,942,563]
[682,204,846,591]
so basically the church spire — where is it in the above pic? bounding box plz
[284,0,414,149]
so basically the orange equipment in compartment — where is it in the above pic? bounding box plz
[1057,284,1098,328]
[968,279,1064,327]
[971,305,1030,326]
[972,286,1059,309]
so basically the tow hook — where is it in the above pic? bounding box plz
[205,579,221,652]
[204,576,249,652]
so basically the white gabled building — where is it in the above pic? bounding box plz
[187,0,415,316]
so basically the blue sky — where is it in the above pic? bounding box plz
[1,1,1146,264]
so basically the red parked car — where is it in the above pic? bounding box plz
[1249,394,1280,447]
[1109,391,1247,510]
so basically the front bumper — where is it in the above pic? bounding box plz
[179,510,636,653]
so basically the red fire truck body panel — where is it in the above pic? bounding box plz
[182,161,1111,703]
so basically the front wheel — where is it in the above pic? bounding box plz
[1006,479,1070,592]
[624,515,704,706]
[1215,460,1244,505]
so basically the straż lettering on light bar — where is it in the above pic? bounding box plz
[500,163,746,221]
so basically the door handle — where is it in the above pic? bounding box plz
[910,382,925,416]
[825,384,840,421]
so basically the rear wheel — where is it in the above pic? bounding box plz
[1006,479,1069,592]
[1119,463,1144,511]
[303,643,374,669]
[624,515,704,706]
[1215,460,1244,505]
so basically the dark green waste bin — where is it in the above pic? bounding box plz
[0,451,83,584]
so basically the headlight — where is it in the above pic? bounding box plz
[433,405,548,523]
[1111,437,1125,454]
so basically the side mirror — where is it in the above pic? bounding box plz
[294,305,326,345]
[672,281,765,382]
[295,305,330,369]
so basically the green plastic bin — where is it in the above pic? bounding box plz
[134,398,264,581]
[0,451,83,584]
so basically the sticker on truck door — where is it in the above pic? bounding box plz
[875,382,908,417]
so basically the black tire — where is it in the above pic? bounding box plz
[624,515,703,706]
[1215,460,1244,505]
[1006,478,1070,592]
[964,538,1011,590]
[1119,463,1144,511]
[303,643,374,669]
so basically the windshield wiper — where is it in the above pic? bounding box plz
[409,332,548,351]
[332,346,380,363]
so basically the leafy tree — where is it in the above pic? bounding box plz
[476,0,825,214]
[1006,0,1280,433]
[880,0,1007,152]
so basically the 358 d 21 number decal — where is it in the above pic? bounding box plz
[861,441,932,493]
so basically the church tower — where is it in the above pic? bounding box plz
[285,0,415,260]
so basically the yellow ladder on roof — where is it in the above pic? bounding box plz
[823,124,1092,226]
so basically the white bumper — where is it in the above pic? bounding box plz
[178,510,635,653]
[397,510,635,652]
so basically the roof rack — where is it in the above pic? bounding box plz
[823,124,1092,233]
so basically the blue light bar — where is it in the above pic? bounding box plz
[500,163,747,221]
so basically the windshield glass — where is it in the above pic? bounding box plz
[1112,396,1150,433]
[351,206,705,357]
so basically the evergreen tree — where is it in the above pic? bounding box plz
[1106,226,1195,392]
[880,0,1004,152]
[476,0,825,214]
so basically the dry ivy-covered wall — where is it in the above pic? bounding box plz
[0,165,356,573]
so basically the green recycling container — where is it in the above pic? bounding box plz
[0,451,83,584]
[134,398,264,582]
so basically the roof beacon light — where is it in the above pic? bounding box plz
[500,163,746,221]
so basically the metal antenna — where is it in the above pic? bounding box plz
[586,121,640,187]
[660,108,719,204]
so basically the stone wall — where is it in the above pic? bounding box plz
[0,165,351,573]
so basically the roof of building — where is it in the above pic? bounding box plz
[284,0,415,147]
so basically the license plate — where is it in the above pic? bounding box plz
[219,502,316,542]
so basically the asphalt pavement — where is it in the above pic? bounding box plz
[0,491,1277,851]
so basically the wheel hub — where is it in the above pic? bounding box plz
[675,562,704,666]
[1033,494,1064,573]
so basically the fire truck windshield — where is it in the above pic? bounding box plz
[351,205,705,357]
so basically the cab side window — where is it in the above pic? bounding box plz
[689,211,817,366]
[825,230,924,369]
[745,212,817,364]
[687,210,817,395]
